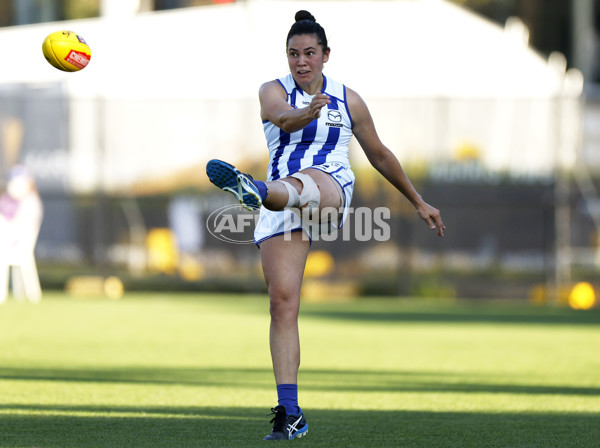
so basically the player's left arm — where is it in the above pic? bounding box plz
[347,87,445,237]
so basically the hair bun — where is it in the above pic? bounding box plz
[295,10,316,22]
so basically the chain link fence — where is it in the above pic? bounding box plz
[1,85,595,300]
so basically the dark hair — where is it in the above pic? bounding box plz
[286,10,329,52]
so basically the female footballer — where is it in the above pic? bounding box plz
[206,10,445,440]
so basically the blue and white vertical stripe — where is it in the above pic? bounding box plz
[263,74,353,181]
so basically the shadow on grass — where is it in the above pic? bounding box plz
[302,306,600,326]
[0,404,598,448]
[1,366,599,396]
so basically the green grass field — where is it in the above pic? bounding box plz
[0,292,599,448]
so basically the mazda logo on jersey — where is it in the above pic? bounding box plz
[327,110,342,122]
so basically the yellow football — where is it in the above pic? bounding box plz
[42,30,91,72]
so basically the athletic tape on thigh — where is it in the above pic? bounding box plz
[290,172,320,209]
[280,180,300,208]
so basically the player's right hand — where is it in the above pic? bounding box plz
[309,92,331,119]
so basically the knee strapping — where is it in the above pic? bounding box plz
[280,172,321,210]
[281,180,300,208]
[291,172,320,209]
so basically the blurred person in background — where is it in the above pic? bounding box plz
[206,10,445,440]
[0,166,43,246]
[0,165,43,302]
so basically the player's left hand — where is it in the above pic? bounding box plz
[416,202,445,237]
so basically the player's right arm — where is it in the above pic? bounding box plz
[259,80,330,134]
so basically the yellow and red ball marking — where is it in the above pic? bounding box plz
[42,30,91,72]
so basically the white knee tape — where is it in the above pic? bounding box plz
[280,180,300,208]
[290,172,320,209]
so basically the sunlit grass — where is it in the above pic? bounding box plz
[0,292,598,447]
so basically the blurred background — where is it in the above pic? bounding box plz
[0,0,598,306]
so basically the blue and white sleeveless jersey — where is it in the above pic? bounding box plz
[263,74,353,181]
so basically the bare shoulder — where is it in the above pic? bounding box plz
[259,80,286,99]
[345,86,361,102]
[345,86,371,124]
[259,80,291,121]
